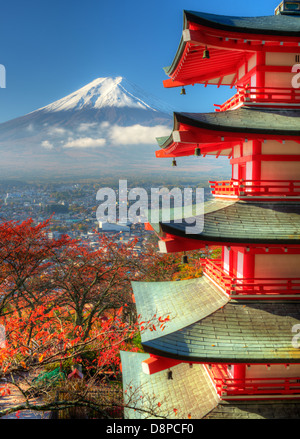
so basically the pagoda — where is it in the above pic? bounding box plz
[121,1,300,419]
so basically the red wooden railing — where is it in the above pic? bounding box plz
[209,179,300,198]
[214,92,244,112]
[202,259,300,298]
[207,364,300,397]
[202,258,232,293]
[214,86,300,112]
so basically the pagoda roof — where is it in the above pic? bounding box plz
[163,11,300,88]
[175,108,300,136]
[156,108,300,157]
[132,275,300,363]
[149,199,300,246]
[184,11,300,36]
[203,399,300,419]
[132,277,229,342]
[121,352,300,419]
[141,299,300,364]
[120,351,219,419]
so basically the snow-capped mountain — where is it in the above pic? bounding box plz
[0,76,229,179]
[36,77,172,114]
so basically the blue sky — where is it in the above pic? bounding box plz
[0,0,283,123]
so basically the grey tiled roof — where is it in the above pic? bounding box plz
[120,351,219,419]
[153,200,300,245]
[185,10,300,36]
[132,277,229,343]
[158,109,300,149]
[143,301,300,363]
[164,11,300,77]
[176,108,300,135]
[121,351,300,419]
[133,274,300,363]
[204,400,300,419]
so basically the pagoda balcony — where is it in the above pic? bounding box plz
[206,364,300,399]
[214,86,300,112]
[209,179,300,199]
[202,258,300,299]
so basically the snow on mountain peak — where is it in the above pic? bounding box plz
[38,76,172,114]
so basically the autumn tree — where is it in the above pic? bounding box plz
[0,217,220,418]
[0,219,142,418]
[50,234,140,339]
[0,218,69,317]
[0,298,139,418]
[137,235,220,282]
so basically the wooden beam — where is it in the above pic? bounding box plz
[230,154,300,164]
[173,130,201,143]
[230,73,237,88]
[217,76,224,88]
[142,356,181,375]
[158,237,206,253]
[163,78,187,88]
[184,29,260,52]
[183,29,300,53]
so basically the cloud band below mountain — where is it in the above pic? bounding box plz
[47,123,171,149]
[63,137,106,148]
[108,124,170,145]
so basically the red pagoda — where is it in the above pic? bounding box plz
[121,1,300,419]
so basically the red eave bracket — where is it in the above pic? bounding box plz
[155,149,174,158]
[158,236,206,253]
[145,222,154,231]
[142,355,181,375]
[163,79,186,89]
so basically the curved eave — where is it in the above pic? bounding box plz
[157,234,300,254]
[164,11,300,87]
[164,37,242,88]
[155,109,300,158]
[148,200,300,247]
[120,351,219,419]
[121,351,300,419]
[204,400,300,419]
[132,277,229,343]
[184,10,300,37]
[155,112,237,158]
[159,224,300,246]
[175,110,300,136]
[142,301,300,364]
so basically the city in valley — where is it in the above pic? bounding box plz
[0,178,211,252]
[0,179,151,252]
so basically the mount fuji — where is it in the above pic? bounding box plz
[0,77,177,178]
[37,77,172,115]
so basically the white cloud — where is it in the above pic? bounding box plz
[63,137,106,148]
[48,127,69,136]
[77,122,98,132]
[41,140,54,150]
[100,121,110,129]
[26,123,34,132]
[108,124,170,145]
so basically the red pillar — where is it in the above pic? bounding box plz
[232,364,246,393]
[226,364,246,394]
[256,52,265,89]
[231,248,237,277]
[252,140,262,183]
[243,251,255,279]
[233,364,246,380]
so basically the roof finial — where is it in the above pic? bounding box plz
[275,1,300,15]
